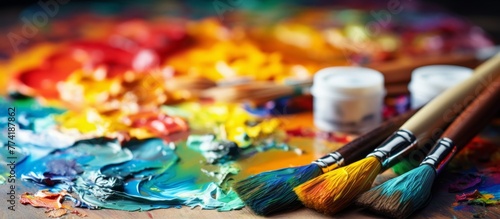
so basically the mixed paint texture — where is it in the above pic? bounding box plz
[454,190,500,205]
[1,96,314,215]
[447,137,500,215]
[3,104,243,211]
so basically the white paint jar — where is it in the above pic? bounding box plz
[409,65,473,109]
[311,67,386,134]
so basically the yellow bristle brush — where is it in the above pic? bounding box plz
[293,53,500,215]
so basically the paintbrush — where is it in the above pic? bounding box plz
[233,109,417,215]
[164,76,253,100]
[355,75,500,219]
[293,53,500,215]
[202,79,313,106]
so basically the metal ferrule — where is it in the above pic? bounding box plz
[367,129,416,168]
[312,151,344,172]
[420,138,457,174]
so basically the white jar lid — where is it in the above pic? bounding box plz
[410,65,473,92]
[311,66,385,98]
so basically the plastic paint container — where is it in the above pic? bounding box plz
[409,65,473,109]
[311,67,386,134]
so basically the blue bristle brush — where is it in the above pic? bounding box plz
[355,74,500,219]
[233,109,417,215]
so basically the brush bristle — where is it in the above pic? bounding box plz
[294,156,381,215]
[355,165,436,218]
[234,164,323,215]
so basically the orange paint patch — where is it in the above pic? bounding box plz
[20,190,87,218]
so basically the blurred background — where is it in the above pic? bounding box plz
[2,0,500,41]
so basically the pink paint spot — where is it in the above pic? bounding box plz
[455,190,482,202]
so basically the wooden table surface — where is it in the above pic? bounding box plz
[1,113,499,219]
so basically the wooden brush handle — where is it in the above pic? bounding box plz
[314,109,418,169]
[443,77,500,149]
[401,53,500,138]
[284,78,314,87]
[421,77,500,173]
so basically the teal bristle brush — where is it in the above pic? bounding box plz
[233,109,417,215]
[355,74,500,219]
